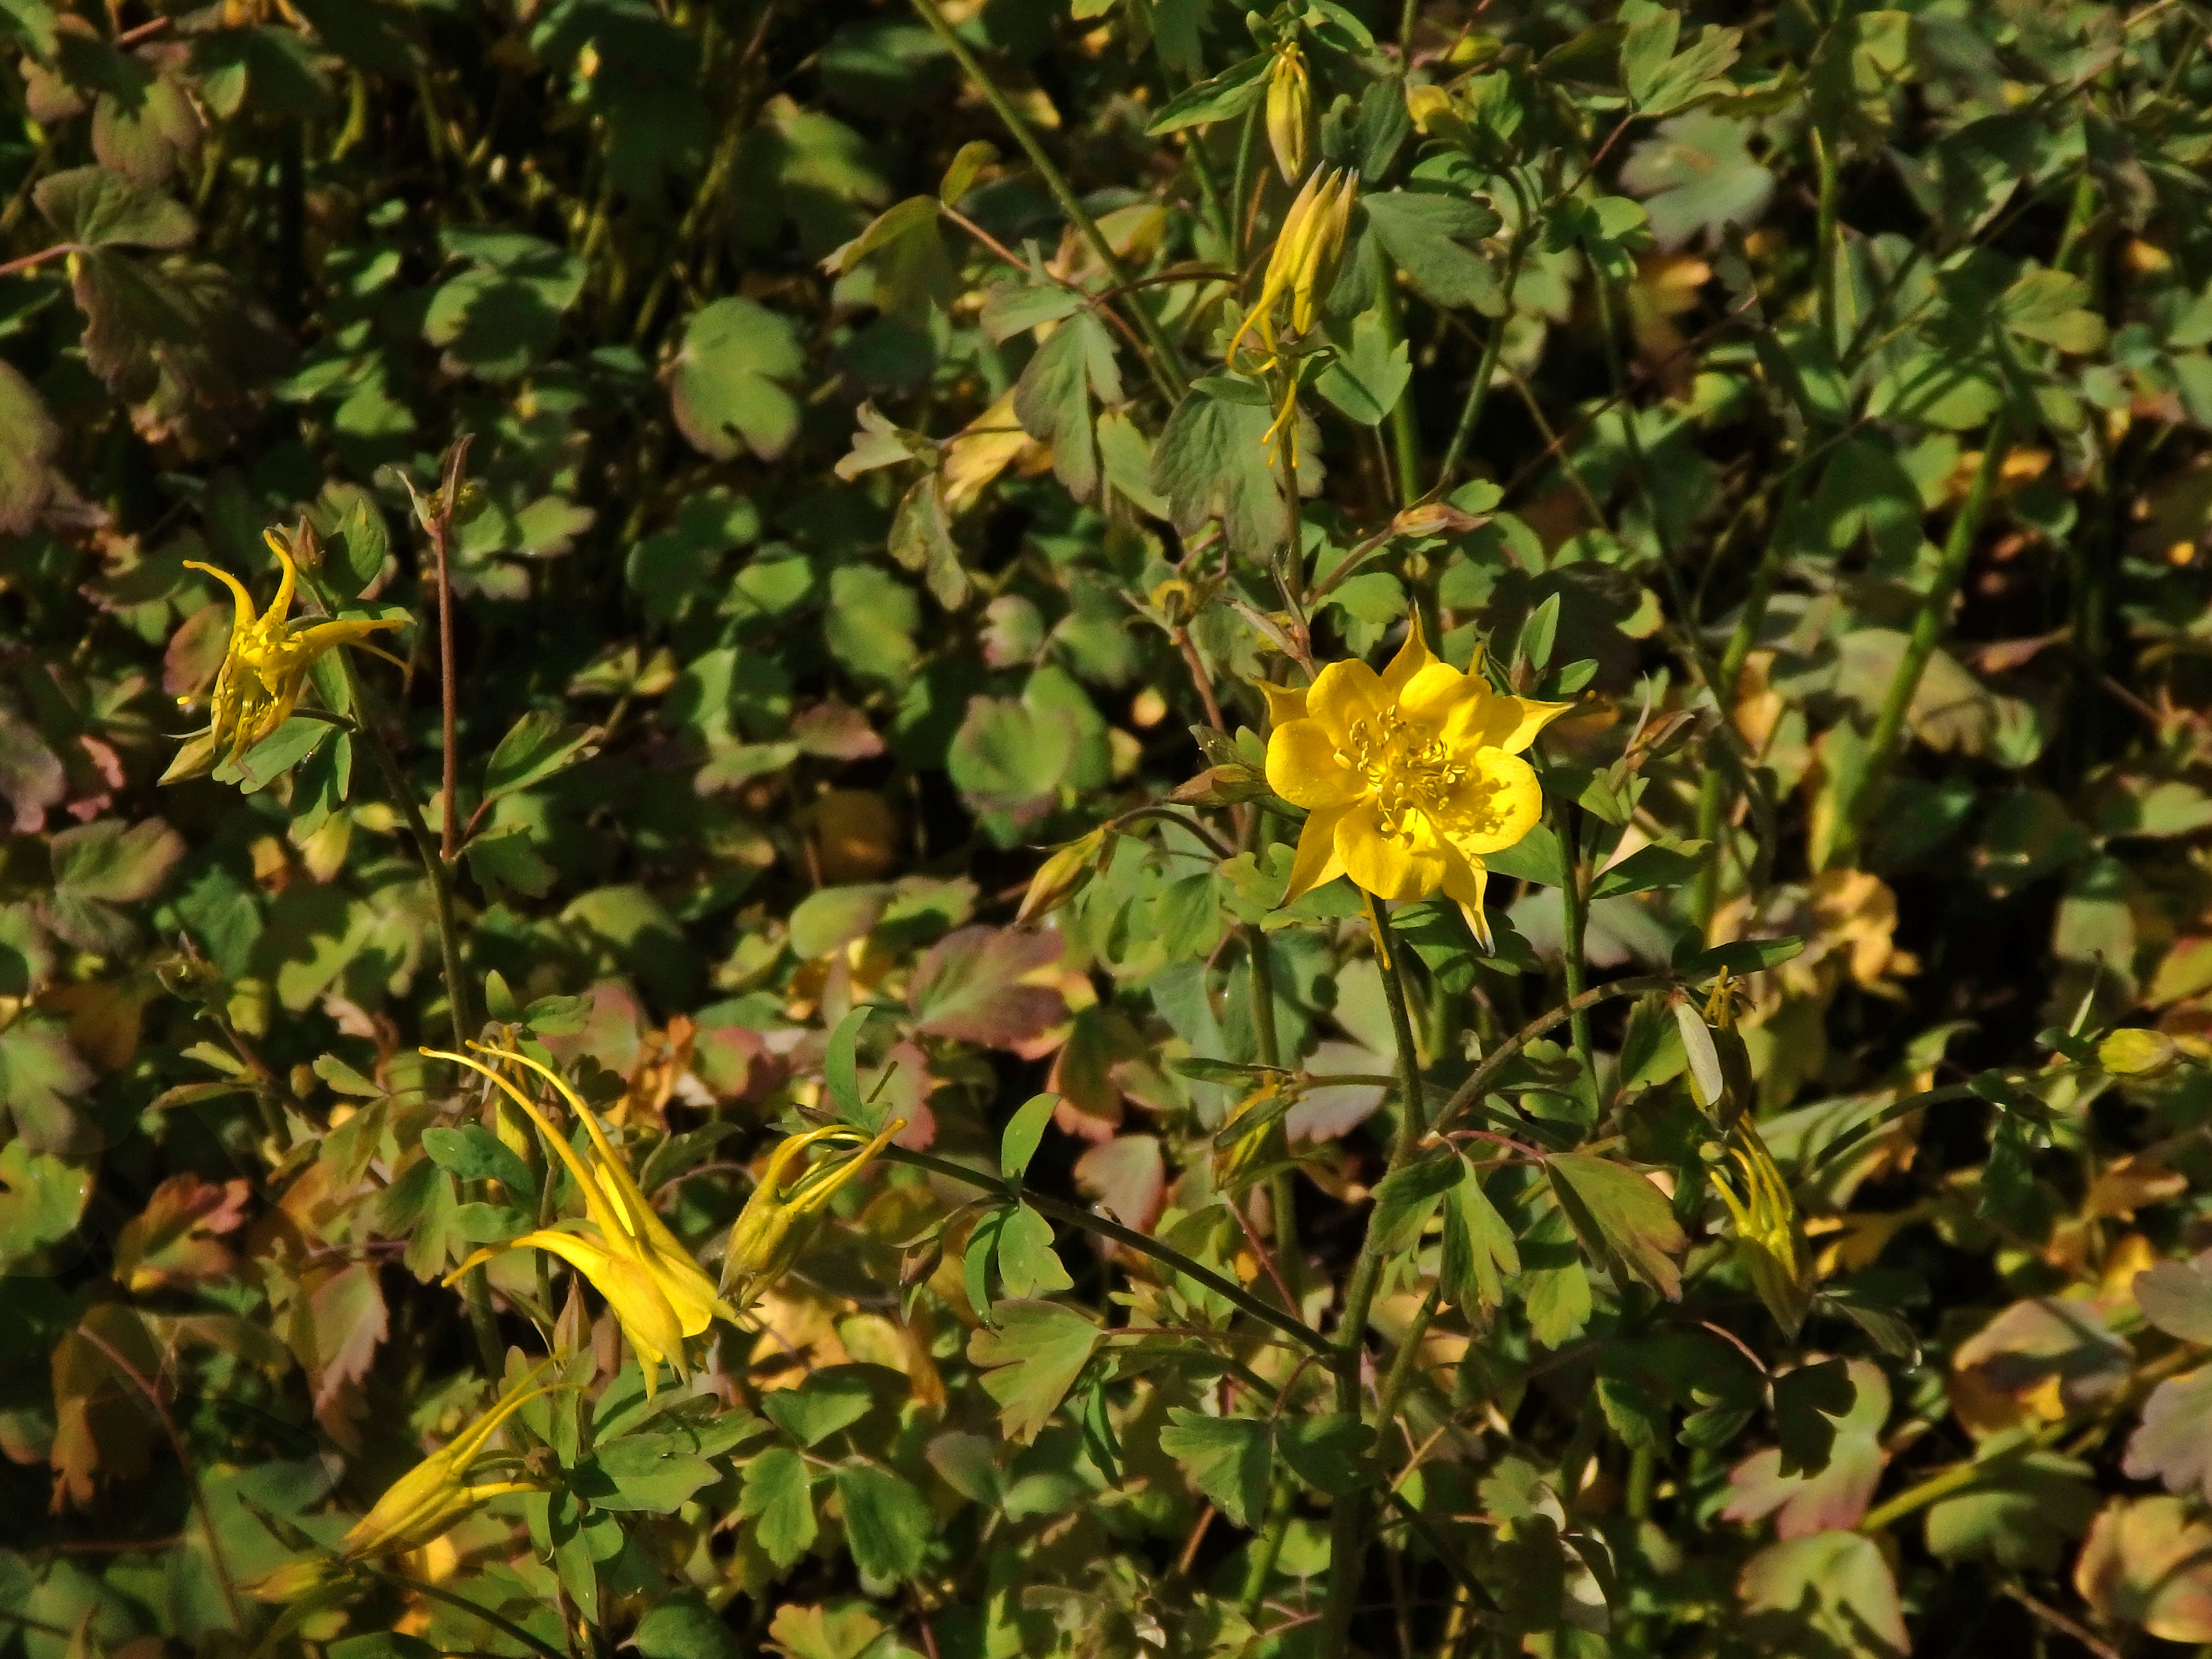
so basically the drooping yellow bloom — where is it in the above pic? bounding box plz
[430,1041,734,1396]
[183,529,406,764]
[342,1363,560,1560]
[1264,613,1566,947]
[721,1118,905,1314]
[1265,41,1311,183]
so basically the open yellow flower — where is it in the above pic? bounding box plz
[430,1041,734,1396]
[183,528,406,765]
[721,1118,905,1314]
[342,1361,560,1560]
[1263,613,1566,946]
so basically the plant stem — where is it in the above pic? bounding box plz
[1316,898,1433,1656]
[1828,418,2009,868]
[1237,1478,1297,1618]
[1434,975,1674,1131]
[1555,803,1595,1104]
[1812,122,1840,351]
[910,0,1188,399]
[1435,235,1525,495]
[359,1564,572,1659]
[1375,275,1422,506]
[882,1147,1330,1357]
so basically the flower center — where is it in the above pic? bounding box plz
[1342,710,1468,835]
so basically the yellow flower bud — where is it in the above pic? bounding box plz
[1265,43,1310,184]
[1226,167,1354,368]
[2099,1027,2180,1078]
[342,1367,560,1560]
[1018,826,1108,926]
[722,1116,905,1314]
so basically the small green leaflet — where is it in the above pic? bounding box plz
[968,1300,1101,1444]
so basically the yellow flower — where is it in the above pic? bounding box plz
[183,529,406,765]
[429,1042,733,1396]
[1265,41,1310,183]
[1264,613,1565,945]
[1227,167,1354,370]
[721,1118,905,1314]
[342,1363,560,1560]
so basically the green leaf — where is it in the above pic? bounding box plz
[34,165,195,249]
[0,360,59,536]
[50,817,184,903]
[214,714,331,793]
[762,1369,876,1447]
[947,698,1076,826]
[1737,1531,1906,1656]
[465,823,557,901]
[995,1202,1072,1298]
[2135,1258,2212,1345]
[1152,388,1302,557]
[421,1125,536,1198]
[1277,1413,1378,1496]
[737,1445,817,1569]
[1369,1151,1466,1258]
[1012,310,1121,503]
[1145,52,1270,133]
[1547,1152,1688,1300]
[968,1299,1100,1443]
[1618,0,1742,116]
[823,1004,875,1128]
[669,296,804,461]
[1998,266,2108,355]
[823,565,919,686]
[577,1433,718,1513]
[1158,1410,1270,1527]
[1618,111,1773,251]
[1481,823,1568,887]
[1361,190,1505,313]
[1590,840,1708,901]
[0,1142,92,1268]
[0,1013,94,1153]
[1440,1162,1520,1311]
[1316,309,1413,426]
[832,1463,931,1581]
[483,711,597,803]
[1000,1092,1058,1181]
[633,1590,744,1659]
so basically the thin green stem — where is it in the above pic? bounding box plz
[359,1565,571,1659]
[1555,803,1595,1102]
[1812,123,1840,351]
[1238,1477,1297,1618]
[1829,418,2010,867]
[1434,975,1674,1132]
[1435,233,1526,495]
[882,1147,1330,1357]
[1376,275,1422,506]
[1230,103,1261,272]
[910,0,1187,399]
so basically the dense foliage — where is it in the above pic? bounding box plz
[8,0,2212,1655]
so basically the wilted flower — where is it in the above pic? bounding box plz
[431,1042,732,1396]
[722,1118,906,1314]
[1264,613,1565,947]
[182,529,406,765]
[1711,1123,1814,1338]
[1265,41,1311,183]
[342,1363,560,1560]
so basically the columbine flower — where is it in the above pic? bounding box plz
[183,528,405,764]
[1711,1123,1814,1339]
[721,1118,905,1314]
[1227,167,1354,371]
[1265,40,1310,183]
[431,1042,733,1396]
[342,1364,559,1560]
[1264,613,1566,947]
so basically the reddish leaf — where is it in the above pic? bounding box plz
[111,1172,249,1291]
[908,926,1067,1048]
[1048,1004,1145,1141]
[49,1305,163,1511]
[286,1261,387,1448]
[1073,1135,1165,1233]
[2076,1496,2212,1643]
[1723,1359,1890,1538]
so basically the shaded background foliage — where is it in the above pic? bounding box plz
[8,0,2212,1656]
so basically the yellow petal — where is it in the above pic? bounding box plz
[1265,718,1364,809]
[1437,844,1495,953]
[1380,609,1436,698]
[1438,749,1543,855]
[1306,658,1388,746]
[1395,660,1477,729]
[184,560,259,636]
[505,1228,686,1389]
[1258,680,1309,728]
[1337,797,1444,902]
[1452,690,1573,754]
[1279,802,1351,906]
